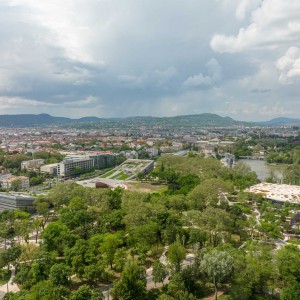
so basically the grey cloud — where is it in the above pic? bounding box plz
[183,59,222,88]
[250,89,271,93]
[0,0,299,120]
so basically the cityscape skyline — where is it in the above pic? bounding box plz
[0,0,299,121]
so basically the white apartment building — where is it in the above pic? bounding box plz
[0,176,30,190]
[40,163,58,175]
[57,157,94,177]
[146,148,159,157]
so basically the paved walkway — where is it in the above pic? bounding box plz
[102,247,195,300]
[0,266,20,299]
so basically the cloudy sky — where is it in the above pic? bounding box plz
[0,0,299,120]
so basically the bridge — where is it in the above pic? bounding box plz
[239,156,265,161]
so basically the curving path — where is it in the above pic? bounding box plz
[103,246,195,300]
[0,265,20,299]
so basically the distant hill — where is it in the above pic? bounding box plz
[0,114,71,127]
[0,114,106,127]
[0,113,298,128]
[77,116,105,122]
[0,113,247,128]
[258,117,300,126]
[126,113,246,127]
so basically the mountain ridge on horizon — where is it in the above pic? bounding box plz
[0,113,299,128]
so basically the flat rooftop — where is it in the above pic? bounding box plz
[247,183,300,203]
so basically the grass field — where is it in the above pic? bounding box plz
[111,172,131,180]
[100,170,116,178]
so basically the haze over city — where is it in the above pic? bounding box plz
[0,0,299,120]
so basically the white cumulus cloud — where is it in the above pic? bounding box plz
[211,0,300,53]
[235,0,261,21]
[276,47,300,84]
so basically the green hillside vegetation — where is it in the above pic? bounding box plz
[0,113,251,128]
[1,155,300,300]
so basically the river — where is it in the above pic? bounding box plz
[238,159,284,182]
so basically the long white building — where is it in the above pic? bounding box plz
[57,157,94,177]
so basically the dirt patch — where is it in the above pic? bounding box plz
[126,181,167,193]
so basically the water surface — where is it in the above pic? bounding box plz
[238,159,284,182]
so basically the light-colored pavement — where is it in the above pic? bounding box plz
[0,265,20,299]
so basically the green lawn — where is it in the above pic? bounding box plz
[111,172,131,180]
[100,170,116,178]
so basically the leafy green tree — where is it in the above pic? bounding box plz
[31,219,43,243]
[102,209,125,232]
[49,263,71,286]
[198,208,232,246]
[14,251,55,288]
[181,266,198,295]
[0,246,22,269]
[229,162,259,189]
[3,154,30,170]
[121,191,153,228]
[11,179,22,191]
[59,196,95,239]
[188,228,207,249]
[113,248,127,272]
[83,264,106,284]
[129,223,159,253]
[152,260,168,286]
[27,280,70,300]
[29,176,44,186]
[201,250,234,300]
[136,172,145,181]
[48,182,85,207]
[230,245,279,299]
[41,222,76,255]
[259,221,282,239]
[167,242,186,273]
[157,294,175,300]
[187,178,232,210]
[111,261,147,300]
[276,245,300,286]
[101,233,122,269]
[108,187,123,210]
[283,164,300,185]
[65,239,90,279]
[71,285,104,300]
[35,201,51,230]
[281,284,300,300]
[166,272,186,297]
